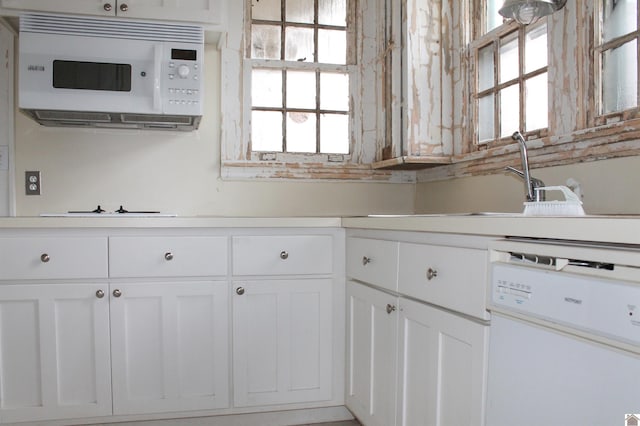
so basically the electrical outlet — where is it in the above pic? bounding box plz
[25,171,41,195]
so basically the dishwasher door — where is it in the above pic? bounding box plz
[486,239,640,426]
[486,312,640,426]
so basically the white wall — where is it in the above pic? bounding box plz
[13,46,415,217]
[415,155,640,215]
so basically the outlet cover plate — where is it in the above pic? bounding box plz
[25,171,41,195]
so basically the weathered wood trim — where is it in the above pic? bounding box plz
[221,161,416,182]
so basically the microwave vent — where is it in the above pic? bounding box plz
[20,13,204,44]
[120,114,193,125]
[35,110,113,122]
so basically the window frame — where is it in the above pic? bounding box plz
[246,0,356,160]
[468,12,550,150]
[592,0,640,126]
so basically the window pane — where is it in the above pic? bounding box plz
[286,0,314,24]
[252,24,281,59]
[286,70,317,109]
[525,73,548,130]
[500,84,520,138]
[286,112,317,152]
[478,94,495,143]
[320,113,349,153]
[318,29,347,64]
[252,0,281,21]
[499,33,519,84]
[252,111,283,151]
[602,40,638,113]
[285,26,314,62]
[478,44,495,92]
[603,0,637,43]
[252,69,282,107]
[319,0,347,26]
[485,0,504,33]
[525,23,547,73]
[320,72,349,111]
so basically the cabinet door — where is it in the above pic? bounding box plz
[232,279,333,407]
[345,281,398,426]
[0,283,112,423]
[0,0,113,15]
[122,0,222,24]
[396,298,488,426]
[110,281,229,415]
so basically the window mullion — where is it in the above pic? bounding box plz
[494,40,500,143]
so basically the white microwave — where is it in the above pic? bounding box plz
[18,13,204,131]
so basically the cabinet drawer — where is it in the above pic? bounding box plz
[0,237,108,280]
[109,236,228,278]
[346,237,399,291]
[398,243,488,319]
[232,235,333,276]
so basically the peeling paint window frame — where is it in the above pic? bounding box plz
[246,0,356,160]
[469,3,550,149]
[593,0,640,126]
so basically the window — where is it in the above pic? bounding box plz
[595,0,639,121]
[249,0,353,155]
[470,1,549,146]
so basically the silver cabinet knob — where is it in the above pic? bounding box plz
[96,289,105,299]
[40,253,50,263]
[164,252,174,261]
[236,287,245,295]
[280,251,289,260]
[113,289,122,298]
[103,3,112,11]
[119,3,128,11]
[427,267,438,280]
[386,304,396,314]
[362,256,371,265]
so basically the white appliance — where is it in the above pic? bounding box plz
[18,13,204,131]
[486,238,640,425]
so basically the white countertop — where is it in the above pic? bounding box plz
[342,215,640,245]
[0,216,343,229]
[0,215,639,245]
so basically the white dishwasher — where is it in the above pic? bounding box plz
[486,238,640,426]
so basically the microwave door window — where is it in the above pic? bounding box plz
[53,60,132,92]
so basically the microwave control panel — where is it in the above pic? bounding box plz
[162,46,204,115]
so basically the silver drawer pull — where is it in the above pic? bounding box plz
[280,251,289,260]
[103,3,112,11]
[426,267,438,281]
[164,252,174,261]
[40,253,50,263]
[236,287,245,295]
[386,304,396,314]
[96,289,105,299]
[119,2,128,11]
[113,289,122,298]
[362,256,371,265]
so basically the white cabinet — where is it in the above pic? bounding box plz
[0,284,112,423]
[231,233,339,408]
[0,0,223,25]
[232,279,333,407]
[396,297,488,426]
[110,280,229,415]
[0,235,111,424]
[108,235,230,415]
[345,281,398,426]
[345,232,491,426]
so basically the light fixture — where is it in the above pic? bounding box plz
[499,0,567,25]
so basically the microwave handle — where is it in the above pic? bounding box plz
[153,44,162,112]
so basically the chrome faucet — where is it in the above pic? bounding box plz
[505,131,545,202]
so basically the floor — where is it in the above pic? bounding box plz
[98,417,361,426]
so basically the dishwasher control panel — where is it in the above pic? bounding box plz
[491,263,640,346]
